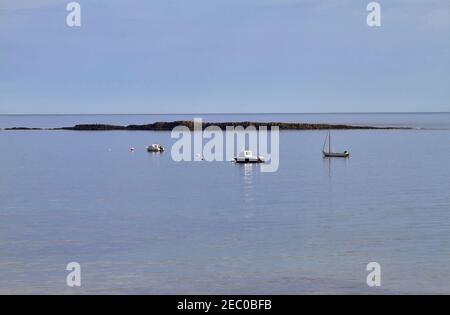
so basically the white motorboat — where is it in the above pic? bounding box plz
[233,149,265,163]
[147,144,165,152]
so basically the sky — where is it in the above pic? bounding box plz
[0,0,449,114]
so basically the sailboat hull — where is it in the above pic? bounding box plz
[323,151,350,158]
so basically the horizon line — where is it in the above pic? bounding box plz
[0,111,449,116]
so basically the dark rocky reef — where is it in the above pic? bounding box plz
[56,121,407,131]
[3,121,410,131]
[3,127,47,130]
[59,124,127,131]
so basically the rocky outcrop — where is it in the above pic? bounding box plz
[56,121,407,131]
[3,120,410,131]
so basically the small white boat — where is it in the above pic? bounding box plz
[147,144,165,152]
[233,149,265,163]
[322,131,349,158]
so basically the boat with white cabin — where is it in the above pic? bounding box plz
[147,144,165,152]
[233,149,265,163]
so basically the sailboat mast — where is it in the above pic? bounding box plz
[328,130,331,153]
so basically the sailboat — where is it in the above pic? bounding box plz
[322,130,350,158]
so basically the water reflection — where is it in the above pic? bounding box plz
[323,156,349,178]
[146,150,164,167]
[241,163,255,205]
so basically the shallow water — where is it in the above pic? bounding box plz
[0,114,449,294]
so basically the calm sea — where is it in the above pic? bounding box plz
[0,113,449,294]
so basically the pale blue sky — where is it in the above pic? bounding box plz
[0,0,449,114]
